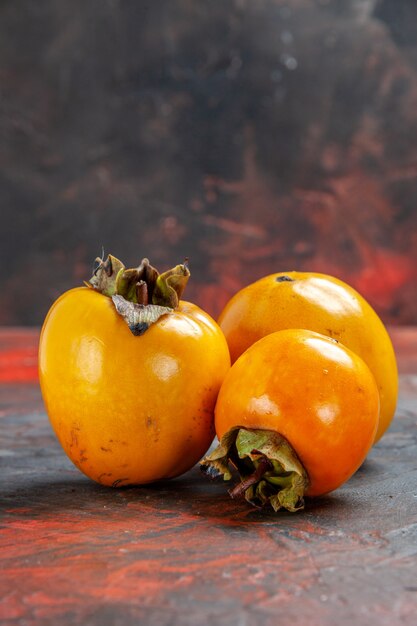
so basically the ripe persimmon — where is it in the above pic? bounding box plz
[202,329,380,512]
[218,272,397,442]
[39,255,230,486]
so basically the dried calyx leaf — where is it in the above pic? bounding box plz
[90,254,125,296]
[153,260,190,308]
[112,295,173,336]
[88,253,190,335]
[201,428,309,513]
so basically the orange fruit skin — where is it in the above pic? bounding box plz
[39,287,230,486]
[218,272,397,442]
[215,329,380,497]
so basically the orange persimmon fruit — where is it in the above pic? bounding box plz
[202,329,380,512]
[218,272,397,442]
[39,255,230,487]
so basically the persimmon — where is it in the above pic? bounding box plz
[39,255,230,486]
[218,272,397,442]
[202,329,380,512]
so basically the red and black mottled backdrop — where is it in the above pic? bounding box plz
[1,0,416,325]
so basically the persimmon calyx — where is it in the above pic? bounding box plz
[88,254,190,334]
[201,428,309,513]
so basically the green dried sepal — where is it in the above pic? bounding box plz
[199,428,239,482]
[89,254,125,296]
[152,262,190,308]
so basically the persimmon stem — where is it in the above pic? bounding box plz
[136,280,149,306]
[228,455,273,499]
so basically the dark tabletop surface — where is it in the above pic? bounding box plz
[1,328,416,626]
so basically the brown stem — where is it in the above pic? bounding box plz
[136,280,149,305]
[228,455,272,499]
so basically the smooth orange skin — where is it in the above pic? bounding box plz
[39,287,230,486]
[215,329,380,497]
[218,272,398,442]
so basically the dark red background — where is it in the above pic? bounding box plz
[1,0,416,325]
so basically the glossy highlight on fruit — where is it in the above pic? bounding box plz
[39,255,230,486]
[218,271,397,442]
[202,329,380,512]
